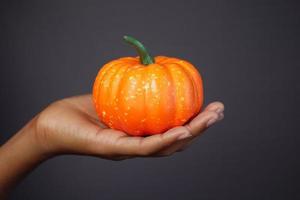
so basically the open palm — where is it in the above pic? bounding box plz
[33,94,224,160]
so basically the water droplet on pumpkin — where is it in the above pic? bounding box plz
[144,84,150,90]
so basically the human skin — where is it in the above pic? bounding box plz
[0,94,224,199]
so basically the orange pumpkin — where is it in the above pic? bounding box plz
[93,36,203,136]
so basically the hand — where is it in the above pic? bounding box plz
[32,94,224,160]
[0,94,224,196]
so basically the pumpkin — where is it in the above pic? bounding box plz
[93,36,203,136]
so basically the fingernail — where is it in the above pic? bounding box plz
[177,132,192,140]
[206,117,218,127]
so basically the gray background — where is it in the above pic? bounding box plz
[0,0,299,199]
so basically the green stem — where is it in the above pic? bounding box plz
[123,35,154,65]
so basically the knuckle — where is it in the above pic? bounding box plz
[163,126,189,139]
[184,124,193,134]
[207,111,219,119]
[166,126,183,133]
[177,126,191,134]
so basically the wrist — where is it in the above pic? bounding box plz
[20,117,54,160]
[0,118,51,194]
[27,117,57,158]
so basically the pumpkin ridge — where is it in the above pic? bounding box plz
[98,62,125,125]
[94,61,119,104]
[141,67,147,134]
[116,64,134,132]
[164,63,179,126]
[175,61,203,114]
[97,60,127,82]
[94,64,114,121]
[174,62,198,119]
[143,65,151,134]
[166,62,194,125]
[107,63,130,128]
[155,56,168,63]
[161,63,176,130]
[93,60,118,104]
[158,57,181,64]
[120,66,145,135]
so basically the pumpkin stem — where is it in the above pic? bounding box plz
[123,35,154,65]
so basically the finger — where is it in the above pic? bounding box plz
[204,101,225,113]
[179,102,224,150]
[185,102,224,136]
[115,126,192,156]
[157,102,225,155]
[155,137,191,156]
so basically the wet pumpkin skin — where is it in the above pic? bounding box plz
[93,37,203,136]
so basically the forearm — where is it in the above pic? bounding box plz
[0,119,49,198]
